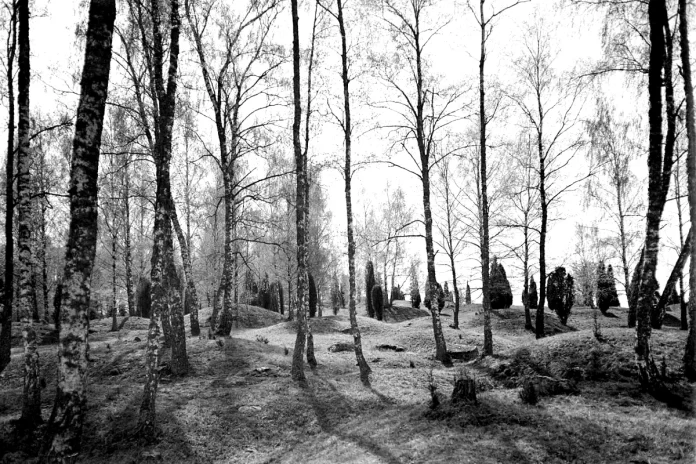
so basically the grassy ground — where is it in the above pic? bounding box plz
[0,301,694,463]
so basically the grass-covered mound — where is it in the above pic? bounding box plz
[0,302,693,463]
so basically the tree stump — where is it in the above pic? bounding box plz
[451,376,477,404]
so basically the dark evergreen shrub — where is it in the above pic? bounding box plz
[437,283,445,312]
[366,261,375,317]
[391,286,404,301]
[372,284,384,321]
[259,273,271,309]
[519,379,538,405]
[465,281,471,305]
[490,257,513,310]
[410,266,421,309]
[547,267,574,325]
[596,262,612,314]
[522,286,528,308]
[423,282,445,312]
[606,265,620,306]
[278,283,285,315]
[269,282,282,313]
[309,273,317,318]
[412,291,421,309]
[136,278,151,318]
[528,277,538,309]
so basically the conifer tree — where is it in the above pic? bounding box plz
[372,285,384,321]
[529,277,538,309]
[365,261,375,317]
[607,264,620,306]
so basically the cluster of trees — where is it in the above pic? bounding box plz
[0,0,695,458]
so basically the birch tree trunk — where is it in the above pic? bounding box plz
[124,159,135,317]
[478,0,492,354]
[290,0,308,381]
[139,0,188,437]
[0,0,17,374]
[653,228,691,328]
[673,161,688,330]
[16,0,41,427]
[536,97,548,339]
[523,222,532,330]
[182,126,199,335]
[678,0,696,380]
[635,0,672,377]
[422,168,451,365]
[43,0,115,457]
[336,0,372,385]
[168,194,201,336]
[111,225,118,331]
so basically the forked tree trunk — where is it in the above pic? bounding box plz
[184,0,236,337]
[17,0,41,427]
[43,0,116,458]
[678,0,696,380]
[138,0,187,438]
[168,195,200,336]
[0,0,17,374]
[636,0,671,376]
[336,0,370,384]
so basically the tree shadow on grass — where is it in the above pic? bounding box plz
[423,394,681,463]
[302,378,402,464]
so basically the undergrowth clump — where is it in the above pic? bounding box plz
[426,367,440,410]
[519,379,538,405]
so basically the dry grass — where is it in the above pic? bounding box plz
[0,302,694,463]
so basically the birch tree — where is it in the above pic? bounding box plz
[510,16,588,339]
[16,0,41,426]
[469,0,528,354]
[43,0,116,458]
[586,98,642,319]
[678,0,696,380]
[317,0,372,382]
[376,0,458,365]
[0,0,17,374]
[137,0,189,438]
[185,0,283,335]
[435,156,466,329]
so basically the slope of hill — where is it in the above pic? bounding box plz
[0,303,693,463]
